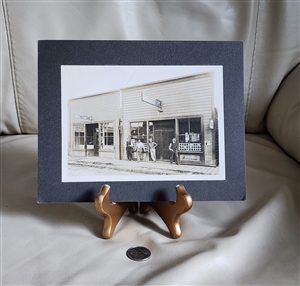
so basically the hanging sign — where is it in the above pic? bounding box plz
[73,114,93,121]
[141,92,162,110]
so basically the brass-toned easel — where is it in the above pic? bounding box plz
[94,184,193,239]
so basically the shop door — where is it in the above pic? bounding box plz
[153,120,175,161]
[85,123,99,156]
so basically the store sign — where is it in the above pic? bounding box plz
[73,114,93,121]
[180,154,200,162]
[141,92,162,110]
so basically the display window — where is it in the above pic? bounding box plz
[148,121,154,140]
[130,121,147,142]
[99,122,114,151]
[73,124,85,150]
[178,118,202,153]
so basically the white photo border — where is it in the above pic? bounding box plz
[61,65,225,182]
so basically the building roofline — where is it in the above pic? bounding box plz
[68,71,213,101]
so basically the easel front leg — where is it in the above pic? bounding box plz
[94,185,138,239]
[140,185,193,238]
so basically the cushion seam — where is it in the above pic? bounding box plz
[2,0,25,133]
[245,0,260,129]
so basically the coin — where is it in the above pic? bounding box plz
[126,246,151,261]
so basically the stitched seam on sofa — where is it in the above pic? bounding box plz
[2,0,24,133]
[245,0,260,129]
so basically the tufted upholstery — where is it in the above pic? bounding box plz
[2,1,299,135]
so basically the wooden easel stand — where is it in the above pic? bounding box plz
[94,184,193,239]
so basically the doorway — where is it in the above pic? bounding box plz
[85,123,99,156]
[153,120,175,161]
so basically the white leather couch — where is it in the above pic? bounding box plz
[1,1,299,285]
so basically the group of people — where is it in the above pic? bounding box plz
[125,137,179,164]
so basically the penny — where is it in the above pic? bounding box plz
[126,246,151,261]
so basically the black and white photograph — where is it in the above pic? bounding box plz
[61,65,225,182]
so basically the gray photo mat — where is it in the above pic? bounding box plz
[38,41,245,202]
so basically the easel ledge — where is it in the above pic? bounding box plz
[94,184,193,239]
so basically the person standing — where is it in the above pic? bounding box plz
[93,129,99,156]
[136,139,145,162]
[148,138,157,162]
[124,137,133,161]
[169,138,179,165]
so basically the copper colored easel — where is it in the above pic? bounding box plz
[94,184,193,239]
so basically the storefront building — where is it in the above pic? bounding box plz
[69,73,219,166]
[68,90,121,160]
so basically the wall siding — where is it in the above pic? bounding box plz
[69,91,120,123]
[69,91,120,158]
[68,73,218,166]
[122,74,216,165]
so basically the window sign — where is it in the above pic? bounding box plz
[178,118,202,152]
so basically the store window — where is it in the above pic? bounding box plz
[130,121,147,142]
[99,122,114,150]
[74,124,84,150]
[148,121,154,140]
[178,118,202,152]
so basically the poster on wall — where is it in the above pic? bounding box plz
[38,41,246,203]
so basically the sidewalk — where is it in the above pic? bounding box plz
[68,156,219,176]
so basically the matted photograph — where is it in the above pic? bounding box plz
[38,41,246,202]
[61,66,225,182]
